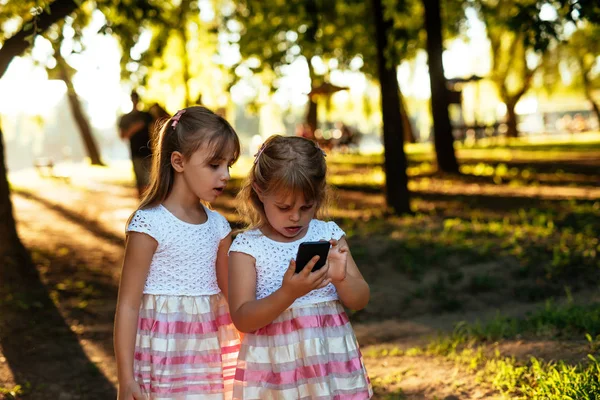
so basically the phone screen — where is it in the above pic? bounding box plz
[295,241,330,273]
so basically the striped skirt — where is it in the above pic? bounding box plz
[134,293,241,399]
[233,300,372,399]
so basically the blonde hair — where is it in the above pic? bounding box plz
[128,106,240,227]
[237,135,330,229]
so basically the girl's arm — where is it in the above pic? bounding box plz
[216,234,232,300]
[331,237,370,311]
[114,232,156,397]
[228,252,330,333]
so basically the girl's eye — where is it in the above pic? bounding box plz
[301,205,314,211]
[277,206,290,211]
[210,164,219,169]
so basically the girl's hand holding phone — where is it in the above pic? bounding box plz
[281,256,330,300]
[327,239,348,282]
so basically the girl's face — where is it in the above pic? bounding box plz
[176,143,234,202]
[259,190,317,242]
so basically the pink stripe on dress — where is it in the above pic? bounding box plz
[236,358,364,385]
[136,373,224,383]
[144,383,225,394]
[139,313,233,335]
[253,313,349,336]
[135,352,222,365]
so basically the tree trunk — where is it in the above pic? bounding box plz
[304,1,319,135]
[494,44,536,140]
[56,54,104,166]
[0,124,27,259]
[0,0,79,258]
[305,60,319,135]
[178,0,192,107]
[588,98,600,127]
[306,63,318,133]
[373,0,412,215]
[505,101,518,138]
[423,0,459,173]
[399,89,416,143]
[581,67,600,127]
[305,95,318,135]
[182,44,191,107]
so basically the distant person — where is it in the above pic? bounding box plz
[149,102,170,122]
[114,106,242,399]
[118,91,154,198]
[149,102,170,139]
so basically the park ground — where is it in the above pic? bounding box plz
[1,134,599,399]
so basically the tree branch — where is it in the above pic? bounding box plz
[0,0,78,78]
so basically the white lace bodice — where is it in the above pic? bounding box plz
[127,204,231,295]
[229,219,345,308]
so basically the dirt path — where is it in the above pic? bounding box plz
[1,193,122,398]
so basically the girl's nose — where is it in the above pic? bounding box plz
[221,169,230,181]
[289,211,300,222]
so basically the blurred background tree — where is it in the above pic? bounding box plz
[1,0,600,255]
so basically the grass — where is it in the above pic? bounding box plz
[441,301,600,343]
[343,196,599,316]
[425,303,600,399]
[456,132,600,151]
[0,383,29,398]
[467,353,600,399]
[364,300,600,399]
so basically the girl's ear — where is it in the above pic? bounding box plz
[252,183,264,201]
[171,151,185,172]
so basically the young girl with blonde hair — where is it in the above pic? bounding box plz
[229,135,372,399]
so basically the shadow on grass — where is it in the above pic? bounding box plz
[371,388,406,399]
[331,183,598,220]
[31,246,120,358]
[433,172,600,188]
[12,188,123,246]
[0,249,116,399]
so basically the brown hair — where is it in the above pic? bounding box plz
[237,135,329,229]
[129,106,240,225]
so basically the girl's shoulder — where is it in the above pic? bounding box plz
[229,228,264,256]
[231,228,263,242]
[204,205,223,218]
[204,206,232,240]
[310,219,345,240]
[127,205,165,240]
[128,205,163,226]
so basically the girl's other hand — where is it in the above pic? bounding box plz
[281,256,330,300]
[327,239,348,282]
[118,380,147,400]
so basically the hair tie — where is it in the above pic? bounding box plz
[253,143,266,165]
[171,109,186,129]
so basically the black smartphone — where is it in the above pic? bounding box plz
[295,241,331,274]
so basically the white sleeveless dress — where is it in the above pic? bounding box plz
[127,204,240,399]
